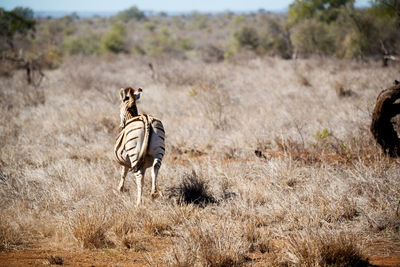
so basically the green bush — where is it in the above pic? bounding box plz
[100,23,126,53]
[291,19,334,56]
[143,21,156,32]
[259,34,292,58]
[257,16,293,58]
[234,26,260,50]
[141,27,192,56]
[42,45,62,68]
[63,34,101,55]
[188,12,209,30]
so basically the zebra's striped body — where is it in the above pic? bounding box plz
[114,114,165,171]
[114,87,165,206]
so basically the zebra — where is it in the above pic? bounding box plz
[114,87,165,206]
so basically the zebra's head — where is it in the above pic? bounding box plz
[119,87,142,128]
[120,87,142,102]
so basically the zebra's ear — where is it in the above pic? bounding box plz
[134,88,142,100]
[120,88,126,101]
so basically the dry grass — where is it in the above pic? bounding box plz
[0,219,24,251]
[167,219,250,267]
[280,231,368,266]
[1,55,400,265]
[69,205,113,249]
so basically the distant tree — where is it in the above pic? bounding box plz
[288,0,355,24]
[332,1,400,60]
[0,7,45,86]
[370,0,400,30]
[116,6,146,22]
[0,7,35,50]
[258,8,267,14]
[370,0,400,17]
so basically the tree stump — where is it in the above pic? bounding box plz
[371,81,400,157]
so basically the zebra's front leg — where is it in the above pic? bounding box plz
[134,169,146,206]
[151,158,162,199]
[118,166,129,192]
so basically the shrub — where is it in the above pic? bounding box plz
[291,19,334,56]
[63,34,101,56]
[188,12,209,30]
[258,16,294,58]
[143,21,156,32]
[167,171,217,207]
[201,45,225,63]
[142,27,191,57]
[234,26,260,51]
[42,45,63,69]
[100,23,126,53]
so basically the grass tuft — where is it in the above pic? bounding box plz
[168,220,249,267]
[70,207,113,249]
[48,255,64,265]
[167,171,217,207]
[0,219,24,251]
[285,232,369,267]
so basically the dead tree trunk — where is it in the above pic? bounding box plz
[371,81,400,157]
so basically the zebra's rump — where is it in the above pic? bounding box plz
[114,116,147,169]
[114,114,165,171]
[114,130,128,166]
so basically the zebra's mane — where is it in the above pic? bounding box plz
[126,103,138,118]
[121,99,139,127]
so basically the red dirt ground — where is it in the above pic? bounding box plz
[0,238,399,266]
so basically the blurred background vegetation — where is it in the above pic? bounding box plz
[1,0,399,83]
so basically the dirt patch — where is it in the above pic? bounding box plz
[0,237,171,267]
[1,249,146,266]
[1,239,399,266]
[365,239,400,267]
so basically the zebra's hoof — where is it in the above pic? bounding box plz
[119,187,128,193]
[151,192,160,200]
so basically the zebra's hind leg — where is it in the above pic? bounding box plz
[134,168,146,206]
[118,166,129,192]
[150,158,162,200]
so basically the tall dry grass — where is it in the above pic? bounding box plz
[0,54,399,265]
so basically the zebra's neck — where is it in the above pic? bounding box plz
[125,104,138,120]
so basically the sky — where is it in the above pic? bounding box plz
[0,0,371,13]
